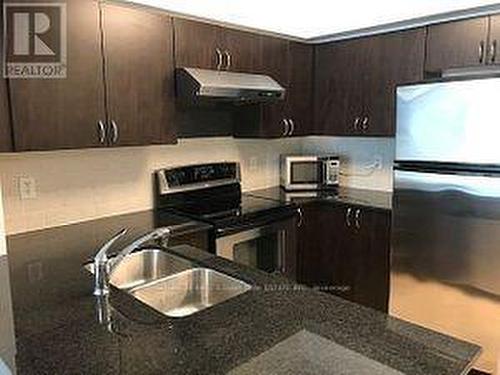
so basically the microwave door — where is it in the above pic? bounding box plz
[288,159,322,190]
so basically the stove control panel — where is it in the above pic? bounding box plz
[156,162,241,195]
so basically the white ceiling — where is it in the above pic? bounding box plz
[129,0,500,40]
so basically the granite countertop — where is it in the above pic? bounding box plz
[246,186,393,212]
[1,210,480,375]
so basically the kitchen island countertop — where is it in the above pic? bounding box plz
[1,211,480,375]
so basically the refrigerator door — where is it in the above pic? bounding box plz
[391,167,500,373]
[396,77,500,165]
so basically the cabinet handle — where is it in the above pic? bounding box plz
[288,118,295,136]
[355,209,362,230]
[361,116,369,131]
[111,120,119,144]
[282,119,290,137]
[345,207,353,227]
[297,207,304,227]
[353,117,360,131]
[215,48,223,70]
[490,40,498,64]
[479,40,486,64]
[97,120,106,144]
[224,50,231,70]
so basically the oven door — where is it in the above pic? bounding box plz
[216,217,297,280]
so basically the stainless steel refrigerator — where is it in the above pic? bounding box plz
[391,77,500,375]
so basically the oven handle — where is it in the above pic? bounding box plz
[279,228,287,275]
[215,216,294,263]
[296,207,304,227]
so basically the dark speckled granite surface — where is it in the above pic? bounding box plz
[246,186,393,212]
[1,209,480,374]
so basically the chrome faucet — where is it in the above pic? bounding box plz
[93,227,171,296]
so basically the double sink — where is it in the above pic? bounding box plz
[86,249,251,318]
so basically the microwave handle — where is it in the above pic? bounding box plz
[322,161,330,185]
[323,160,338,185]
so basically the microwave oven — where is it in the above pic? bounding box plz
[280,155,339,191]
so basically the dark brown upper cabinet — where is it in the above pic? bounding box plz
[489,15,500,65]
[425,17,490,73]
[234,40,314,139]
[315,28,425,137]
[286,42,314,137]
[315,38,363,136]
[363,29,425,136]
[220,28,262,73]
[173,19,261,73]
[8,0,106,151]
[101,3,176,147]
[173,19,222,70]
[8,1,175,151]
[258,35,290,138]
[0,5,12,152]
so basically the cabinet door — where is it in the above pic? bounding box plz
[102,4,176,146]
[315,30,425,137]
[8,0,106,151]
[173,19,222,70]
[233,35,290,138]
[282,215,299,281]
[351,208,391,312]
[287,42,314,136]
[0,5,12,152]
[489,15,500,65]
[0,78,12,152]
[298,203,391,312]
[259,36,290,137]
[221,28,261,73]
[363,29,425,136]
[298,203,343,292]
[425,17,489,73]
[314,39,364,136]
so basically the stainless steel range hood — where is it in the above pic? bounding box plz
[176,68,285,103]
[441,66,500,79]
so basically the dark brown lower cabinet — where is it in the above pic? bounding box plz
[298,202,391,312]
[282,215,299,281]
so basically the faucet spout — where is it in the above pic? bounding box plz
[93,227,171,296]
[108,227,171,273]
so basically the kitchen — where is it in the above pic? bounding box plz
[0,0,500,374]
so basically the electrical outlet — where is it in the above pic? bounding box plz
[19,176,37,200]
[373,155,383,170]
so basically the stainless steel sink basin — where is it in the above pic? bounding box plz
[85,249,192,290]
[130,268,251,318]
[85,249,251,318]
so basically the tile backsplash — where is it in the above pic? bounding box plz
[0,136,395,235]
[0,137,301,234]
[302,137,395,192]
